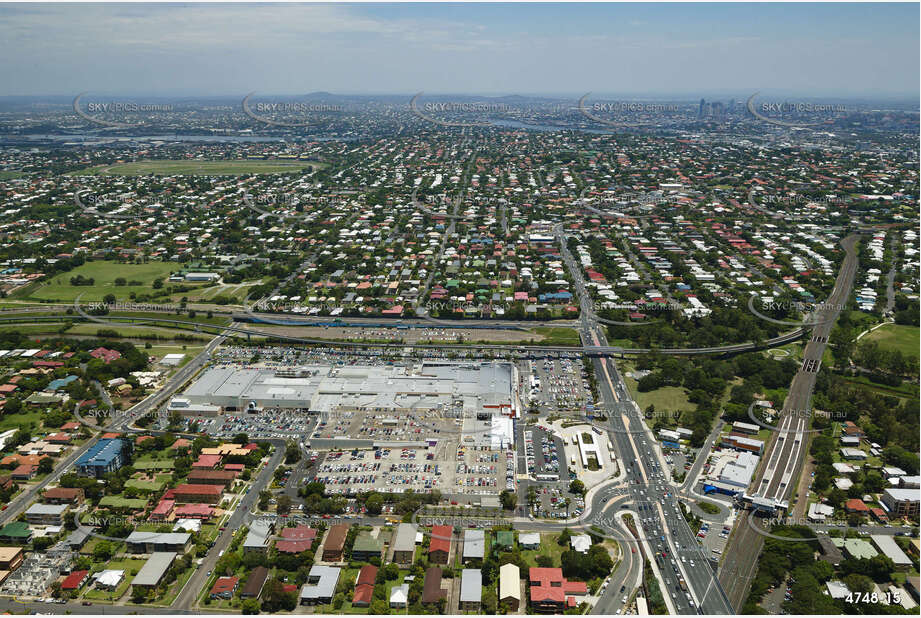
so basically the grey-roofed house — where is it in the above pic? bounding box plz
[62,528,89,550]
[463,529,485,562]
[392,523,416,564]
[243,520,274,555]
[816,535,843,566]
[131,552,175,588]
[125,531,191,554]
[24,503,68,525]
[871,535,913,570]
[300,565,341,605]
[519,532,540,550]
[460,569,482,610]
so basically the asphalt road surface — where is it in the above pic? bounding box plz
[718,234,861,611]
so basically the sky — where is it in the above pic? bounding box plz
[0,2,917,99]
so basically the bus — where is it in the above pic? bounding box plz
[536,473,559,482]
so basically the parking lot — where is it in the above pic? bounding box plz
[697,519,732,558]
[311,408,462,441]
[310,440,514,498]
[521,358,590,414]
[523,425,576,518]
[192,408,316,439]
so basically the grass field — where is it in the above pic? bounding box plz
[69,159,327,176]
[125,478,167,492]
[0,322,73,336]
[99,496,149,509]
[0,171,26,179]
[618,361,695,414]
[863,323,920,359]
[519,532,568,568]
[20,261,198,302]
[0,410,44,433]
[67,324,215,343]
[532,326,582,346]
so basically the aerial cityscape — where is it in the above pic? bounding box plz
[0,2,917,617]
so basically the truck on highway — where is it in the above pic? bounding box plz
[679,578,687,592]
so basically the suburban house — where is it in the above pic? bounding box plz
[428,525,452,564]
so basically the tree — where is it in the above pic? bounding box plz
[499,490,517,511]
[482,587,498,613]
[241,599,261,614]
[284,441,302,464]
[276,495,293,515]
[38,457,54,474]
[93,540,114,561]
[557,528,572,546]
[365,493,384,515]
[569,480,586,496]
[535,554,554,568]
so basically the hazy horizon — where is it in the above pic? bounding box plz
[1,3,917,99]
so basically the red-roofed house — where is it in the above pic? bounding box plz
[32,361,64,369]
[173,484,222,504]
[45,432,72,444]
[352,564,378,607]
[845,499,869,514]
[174,504,215,520]
[11,463,36,480]
[60,421,80,431]
[275,526,317,553]
[90,347,122,364]
[210,576,239,599]
[61,570,90,591]
[528,568,587,613]
[193,454,222,469]
[428,525,452,564]
[151,499,175,522]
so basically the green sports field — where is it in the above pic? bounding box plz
[20,261,199,302]
[68,159,326,176]
[863,323,920,360]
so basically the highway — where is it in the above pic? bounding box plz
[557,225,733,615]
[718,234,862,611]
